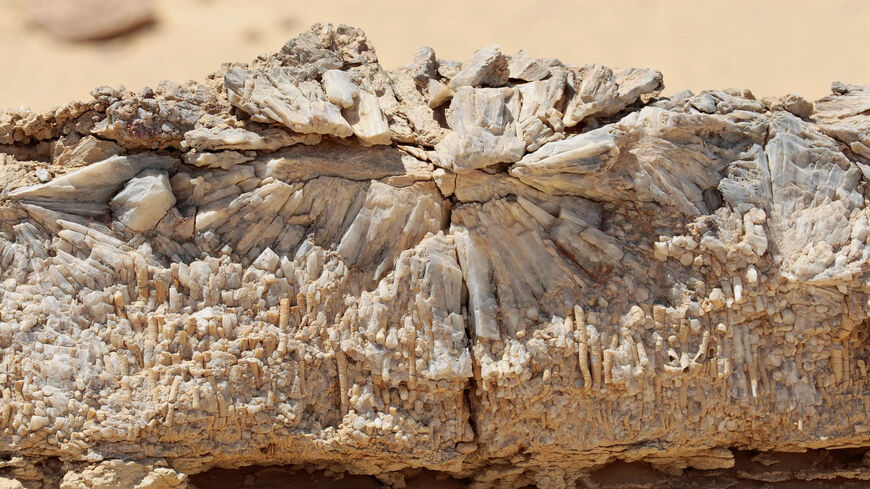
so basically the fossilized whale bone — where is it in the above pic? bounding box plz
[0,22,869,489]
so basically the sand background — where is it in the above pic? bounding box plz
[2,0,869,112]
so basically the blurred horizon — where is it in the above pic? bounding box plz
[2,0,869,112]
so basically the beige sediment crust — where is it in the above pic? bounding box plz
[0,22,869,489]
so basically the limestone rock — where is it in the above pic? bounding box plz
[387,67,448,145]
[52,135,123,168]
[322,69,360,109]
[426,78,453,108]
[561,64,663,127]
[1,22,869,489]
[411,46,439,87]
[448,45,510,89]
[0,478,23,489]
[92,89,207,150]
[182,150,253,170]
[110,169,176,232]
[814,83,870,164]
[508,50,558,82]
[221,24,402,147]
[60,461,186,489]
[183,123,321,152]
[434,86,525,172]
[343,90,392,145]
[8,153,177,216]
[224,66,354,137]
[262,139,408,182]
[434,128,525,173]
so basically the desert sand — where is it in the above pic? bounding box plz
[2,0,870,112]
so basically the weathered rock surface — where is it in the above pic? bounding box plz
[0,22,868,489]
[109,170,176,232]
[60,461,185,489]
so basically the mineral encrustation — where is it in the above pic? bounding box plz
[1,23,869,489]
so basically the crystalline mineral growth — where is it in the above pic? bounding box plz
[0,23,868,489]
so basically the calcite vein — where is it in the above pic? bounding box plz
[0,22,868,489]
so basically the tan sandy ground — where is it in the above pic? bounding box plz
[1,0,869,112]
